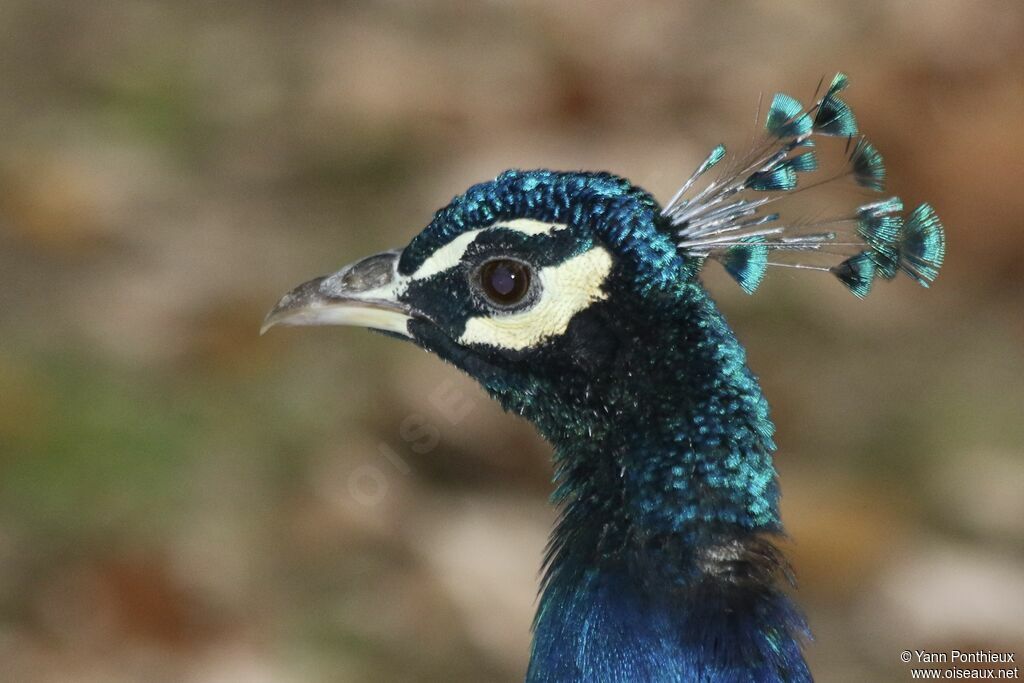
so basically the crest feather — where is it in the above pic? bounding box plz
[661,73,945,297]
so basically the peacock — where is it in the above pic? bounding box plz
[263,73,945,682]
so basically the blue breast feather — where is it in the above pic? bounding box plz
[529,567,811,683]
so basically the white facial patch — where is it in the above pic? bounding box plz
[411,220,569,282]
[458,246,613,351]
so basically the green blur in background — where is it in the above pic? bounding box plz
[1,2,1022,681]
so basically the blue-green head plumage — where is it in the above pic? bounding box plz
[400,169,696,293]
[264,73,945,683]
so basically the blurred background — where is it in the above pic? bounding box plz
[1,1,1022,681]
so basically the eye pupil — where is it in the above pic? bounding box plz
[490,265,517,296]
[480,259,531,305]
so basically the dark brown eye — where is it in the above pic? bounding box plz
[479,259,532,306]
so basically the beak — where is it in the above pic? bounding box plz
[261,250,416,337]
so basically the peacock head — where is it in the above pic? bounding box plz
[262,74,945,429]
[261,170,689,417]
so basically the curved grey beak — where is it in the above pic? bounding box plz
[261,250,415,337]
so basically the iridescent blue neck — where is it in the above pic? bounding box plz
[512,287,810,682]
[528,564,810,682]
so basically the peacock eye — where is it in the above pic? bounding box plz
[478,258,533,307]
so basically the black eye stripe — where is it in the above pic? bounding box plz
[460,227,582,268]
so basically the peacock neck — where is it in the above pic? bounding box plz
[519,285,811,682]
[527,284,784,550]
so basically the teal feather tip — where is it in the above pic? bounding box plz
[849,138,885,191]
[813,83,858,137]
[899,203,946,286]
[765,93,812,139]
[826,72,849,96]
[816,98,857,136]
[857,198,903,277]
[702,143,727,172]
[782,150,818,173]
[831,251,877,298]
[747,166,798,192]
[719,236,769,294]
